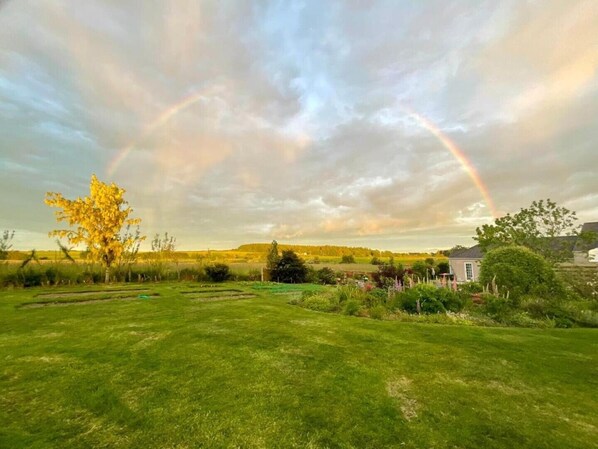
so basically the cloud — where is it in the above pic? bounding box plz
[0,0,597,251]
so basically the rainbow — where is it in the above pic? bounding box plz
[107,91,498,219]
[404,108,499,218]
[107,90,210,176]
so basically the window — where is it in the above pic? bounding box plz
[464,262,474,281]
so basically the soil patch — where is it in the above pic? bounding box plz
[20,293,159,309]
[180,289,243,294]
[189,294,256,302]
[35,288,150,299]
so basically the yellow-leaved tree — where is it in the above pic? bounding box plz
[45,175,145,283]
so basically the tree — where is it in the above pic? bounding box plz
[266,240,280,271]
[45,175,145,283]
[150,232,176,280]
[272,250,307,283]
[474,199,583,264]
[0,230,15,261]
[340,254,356,264]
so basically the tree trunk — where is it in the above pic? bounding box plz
[104,265,110,284]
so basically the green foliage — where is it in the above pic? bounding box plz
[340,254,356,264]
[205,263,231,282]
[317,267,337,285]
[0,230,15,260]
[302,292,339,312]
[459,281,483,294]
[272,250,308,283]
[558,266,598,300]
[369,305,386,320]
[480,295,512,322]
[474,199,581,264]
[150,232,176,280]
[343,299,361,316]
[479,246,564,299]
[436,261,450,275]
[396,284,465,314]
[411,260,431,280]
[372,263,405,289]
[266,240,280,271]
[370,256,382,265]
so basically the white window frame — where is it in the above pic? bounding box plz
[464,262,474,281]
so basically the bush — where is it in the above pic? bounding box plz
[481,294,512,322]
[340,255,356,264]
[205,263,231,282]
[363,288,386,308]
[372,263,405,289]
[179,267,203,281]
[336,285,366,304]
[302,292,339,312]
[317,267,337,285]
[369,305,386,320]
[396,284,465,314]
[343,299,361,316]
[411,261,431,280]
[436,261,450,275]
[459,281,483,294]
[480,246,564,299]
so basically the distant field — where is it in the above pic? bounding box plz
[6,249,446,268]
[0,282,596,448]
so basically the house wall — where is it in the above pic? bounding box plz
[449,258,481,282]
[573,251,589,264]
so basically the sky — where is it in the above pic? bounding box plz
[1,0,597,252]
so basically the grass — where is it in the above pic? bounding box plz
[0,282,596,448]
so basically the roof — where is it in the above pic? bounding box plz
[449,221,598,261]
[574,222,598,252]
[449,245,483,259]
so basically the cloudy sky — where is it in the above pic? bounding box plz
[1,0,597,251]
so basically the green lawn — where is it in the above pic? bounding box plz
[1,283,596,448]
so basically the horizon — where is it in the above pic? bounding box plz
[1,1,597,252]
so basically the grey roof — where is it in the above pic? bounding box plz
[574,222,598,251]
[449,221,598,260]
[449,244,483,259]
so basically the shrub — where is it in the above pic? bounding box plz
[340,255,356,264]
[19,268,45,287]
[317,267,337,285]
[302,293,339,312]
[363,288,386,308]
[480,246,564,299]
[372,263,405,289]
[343,299,361,316]
[459,281,483,294]
[247,269,262,281]
[335,285,366,304]
[436,261,450,275]
[481,294,511,322]
[205,263,231,282]
[396,284,465,314]
[436,287,467,312]
[369,305,386,320]
[179,267,203,281]
[411,261,430,280]
[305,267,319,284]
